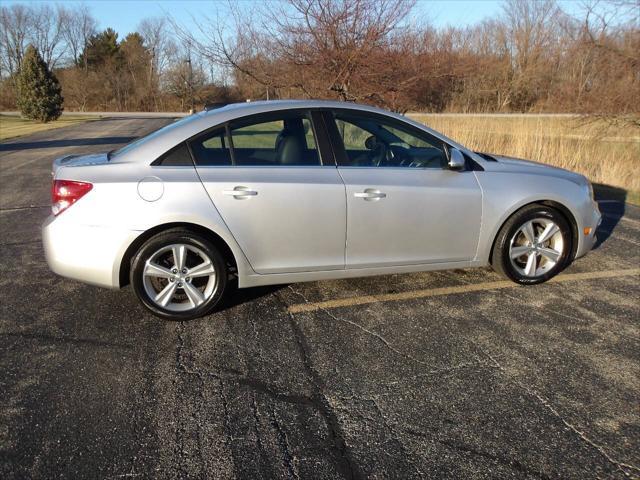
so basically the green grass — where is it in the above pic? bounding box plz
[0,114,97,141]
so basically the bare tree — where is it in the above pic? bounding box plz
[138,17,175,109]
[0,4,31,77]
[174,0,416,106]
[30,4,67,68]
[500,0,562,111]
[59,3,97,69]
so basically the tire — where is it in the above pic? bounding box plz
[130,228,227,320]
[491,204,572,285]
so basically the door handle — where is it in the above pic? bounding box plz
[223,186,258,199]
[354,188,386,201]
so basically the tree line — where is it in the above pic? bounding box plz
[1,0,638,119]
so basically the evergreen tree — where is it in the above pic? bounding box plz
[79,28,120,69]
[16,45,64,122]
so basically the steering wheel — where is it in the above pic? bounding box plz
[365,135,393,167]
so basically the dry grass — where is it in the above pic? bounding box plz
[410,114,640,202]
[0,114,97,141]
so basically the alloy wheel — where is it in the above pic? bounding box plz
[509,218,564,278]
[142,243,218,312]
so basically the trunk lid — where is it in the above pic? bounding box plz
[52,152,109,178]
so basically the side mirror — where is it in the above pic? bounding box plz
[447,147,465,170]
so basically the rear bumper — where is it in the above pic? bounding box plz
[42,214,140,289]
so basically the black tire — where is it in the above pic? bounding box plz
[130,228,227,320]
[491,203,572,285]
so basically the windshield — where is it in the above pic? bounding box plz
[109,114,201,159]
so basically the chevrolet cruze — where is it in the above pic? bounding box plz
[42,100,602,320]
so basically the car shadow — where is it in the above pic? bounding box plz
[217,282,286,311]
[0,136,135,152]
[593,183,626,249]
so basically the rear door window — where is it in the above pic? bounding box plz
[189,128,232,166]
[229,111,320,166]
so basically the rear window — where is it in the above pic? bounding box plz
[154,143,193,166]
[110,114,202,159]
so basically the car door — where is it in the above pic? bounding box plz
[191,110,346,274]
[325,109,482,269]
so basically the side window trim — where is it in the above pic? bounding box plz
[225,123,236,166]
[320,110,350,166]
[310,110,336,166]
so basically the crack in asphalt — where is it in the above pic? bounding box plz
[400,424,554,480]
[0,204,49,212]
[270,407,300,480]
[217,375,238,476]
[471,341,640,478]
[437,437,553,480]
[245,308,281,479]
[443,271,640,477]
[287,285,431,368]
[0,239,42,247]
[173,321,195,479]
[276,291,364,480]
[369,359,501,390]
[366,397,425,478]
[250,394,277,479]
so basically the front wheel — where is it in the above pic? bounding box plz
[130,228,227,320]
[491,204,572,284]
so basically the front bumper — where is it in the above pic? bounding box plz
[575,201,602,259]
[42,214,141,289]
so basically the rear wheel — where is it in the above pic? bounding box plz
[491,204,572,284]
[131,228,227,320]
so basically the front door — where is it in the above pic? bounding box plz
[326,110,482,268]
[191,110,346,274]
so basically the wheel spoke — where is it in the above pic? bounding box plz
[144,261,173,279]
[522,221,536,243]
[538,223,559,243]
[183,281,205,307]
[524,252,537,276]
[510,245,531,259]
[172,245,187,270]
[189,260,215,278]
[539,247,560,263]
[155,281,178,307]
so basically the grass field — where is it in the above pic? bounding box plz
[0,114,97,141]
[410,114,640,204]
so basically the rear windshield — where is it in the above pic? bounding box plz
[109,114,202,159]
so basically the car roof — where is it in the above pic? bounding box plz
[113,100,468,164]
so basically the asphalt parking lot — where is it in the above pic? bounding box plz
[1,117,638,479]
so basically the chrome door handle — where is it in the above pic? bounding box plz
[223,186,258,198]
[354,189,386,201]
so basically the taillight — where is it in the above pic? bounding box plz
[51,179,93,216]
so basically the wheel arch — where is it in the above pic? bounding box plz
[488,200,579,265]
[118,222,238,288]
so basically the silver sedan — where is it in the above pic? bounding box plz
[42,100,602,320]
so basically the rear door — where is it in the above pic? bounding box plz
[325,110,482,268]
[191,110,346,274]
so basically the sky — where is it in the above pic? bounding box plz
[5,0,589,39]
